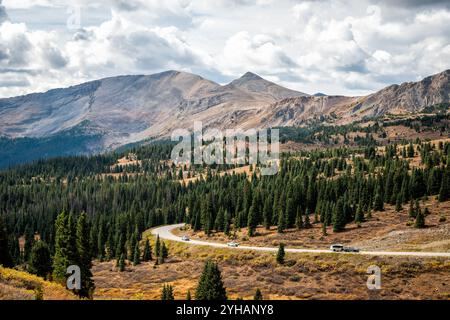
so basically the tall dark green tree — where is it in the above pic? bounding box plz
[254,288,263,300]
[439,169,450,202]
[415,209,426,228]
[161,284,174,300]
[0,216,13,267]
[195,260,227,300]
[332,198,346,232]
[247,206,257,237]
[118,253,125,272]
[276,243,285,264]
[277,207,286,233]
[53,211,76,283]
[143,239,152,261]
[133,243,141,266]
[28,241,52,278]
[155,235,161,258]
[76,212,95,298]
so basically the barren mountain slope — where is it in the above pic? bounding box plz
[0,69,448,167]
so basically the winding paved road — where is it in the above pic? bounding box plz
[152,224,450,258]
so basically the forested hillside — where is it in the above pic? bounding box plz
[1,118,450,298]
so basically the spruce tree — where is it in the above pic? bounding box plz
[276,243,285,264]
[186,289,192,300]
[408,200,415,217]
[254,288,263,300]
[304,213,312,228]
[195,260,227,300]
[155,235,161,258]
[53,211,74,283]
[322,221,328,236]
[161,284,174,300]
[118,254,125,272]
[332,199,346,232]
[76,212,95,298]
[354,205,363,223]
[143,239,152,261]
[277,208,286,233]
[263,198,271,230]
[223,210,231,235]
[295,208,303,229]
[415,209,425,228]
[28,241,52,278]
[133,243,141,266]
[373,191,384,211]
[395,195,403,212]
[159,241,168,264]
[0,216,13,268]
[438,169,450,202]
[23,227,35,262]
[215,208,224,232]
[247,206,257,237]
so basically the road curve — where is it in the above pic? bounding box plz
[152,224,450,258]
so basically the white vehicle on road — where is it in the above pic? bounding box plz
[330,244,344,252]
[227,242,239,247]
[181,235,190,241]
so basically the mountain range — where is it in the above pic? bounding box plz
[0,69,449,168]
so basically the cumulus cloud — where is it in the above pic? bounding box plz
[0,0,8,23]
[0,0,449,97]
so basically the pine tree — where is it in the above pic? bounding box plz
[295,209,304,229]
[304,213,312,228]
[247,206,257,237]
[277,207,286,233]
[76,212,95,298]
[143,239,152,261]
[373,190,384,211]
[322,221,328,236]
[276,243,285,264]
[0,216,13,268]
[254,288,263,300]
[215,208,224,232]
[201,195,213,236]
[23,227,35,262]
[395,195,403,212]
[366,207,372,219]
[158,241,168,264]
[28,241,52,278]
[155,235,161,258]
[52,211,75,283]
[195,260,227,300]
[161,284,175,300]
[223,210,231,235]
[118,254,125,272]
[415,209,425,228]
[354,205,363,223]
[408,200,415,217]
[407,142,415,158]
[133,243,141,265]
[186,289,192,300]
[263,198,271,230]
[439,169,450,202]
[68,214,79,265]
[332,199,346,232]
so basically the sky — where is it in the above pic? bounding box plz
[0,0,449,98]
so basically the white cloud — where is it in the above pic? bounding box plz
[0,0,449,97]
